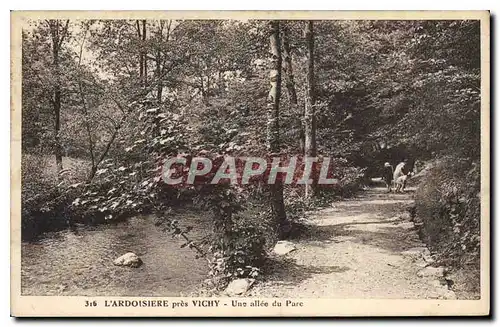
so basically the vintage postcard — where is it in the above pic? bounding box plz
[11,10,490,317]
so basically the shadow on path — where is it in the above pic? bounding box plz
[261,257,351,287]
[294,223,422,253]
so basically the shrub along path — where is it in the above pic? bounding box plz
[248,182,457,299]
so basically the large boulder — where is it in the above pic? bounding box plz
[273,240,297,256]
[225,278,255,296]
[113,252,143,268]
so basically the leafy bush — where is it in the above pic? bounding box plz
[191,184,269,290]
[22,153,54,204]
[21,153,55,239]
[336,166,367,197]
[207,213,267,283]
[314,158,366,198]
[21,152,83,240]
[414,157,480,270]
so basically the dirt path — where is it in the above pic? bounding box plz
[249,183,456,299]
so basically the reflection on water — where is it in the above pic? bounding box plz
[21,213,210,296]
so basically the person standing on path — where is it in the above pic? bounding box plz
[383,162,394,193]
[393,160,406,180]
[393,159,409,192]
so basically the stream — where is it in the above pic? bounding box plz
[21,211,210,296]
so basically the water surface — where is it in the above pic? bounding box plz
[21,212,210,296]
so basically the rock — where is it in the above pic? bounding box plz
[441,290,458,300]
[113,252,142,268]
[399,222,415,230]
[415,260,429,268]
[417,266,445,278]
[422,254,436,264]
[435,285,457,300]
[421,248,431,257]
[402,247,429,260]
[429,279,446,288]
[225,278,255,296]
[400,211,412,220]
[273,240,297,256]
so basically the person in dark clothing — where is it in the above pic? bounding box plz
[383,162,394,192]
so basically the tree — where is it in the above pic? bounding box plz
[135,20,148,88]
[266,20,287,238]
[304,21,317,197]
[281,22,303,153]
[47,19,70,174]
[22,30,52,150]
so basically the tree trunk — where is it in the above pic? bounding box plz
[88,125,121,181]
[54,79,63,173]
[200,74,209,106]
[267,20,287,239]
[304,21,317,197]
[142,20,147,87]
[136,21,143,83]
[155,21,165,104]
[156,54,163,103]
[77,23,96,177]
[153,23,164,137]
[281,25,297,105]
[281,24,303,153]
[217,60,224,94]
[49,20,68,175]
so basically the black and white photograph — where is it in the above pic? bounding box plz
[10,10,490,317]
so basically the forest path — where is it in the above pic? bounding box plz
[248,182,455,299]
